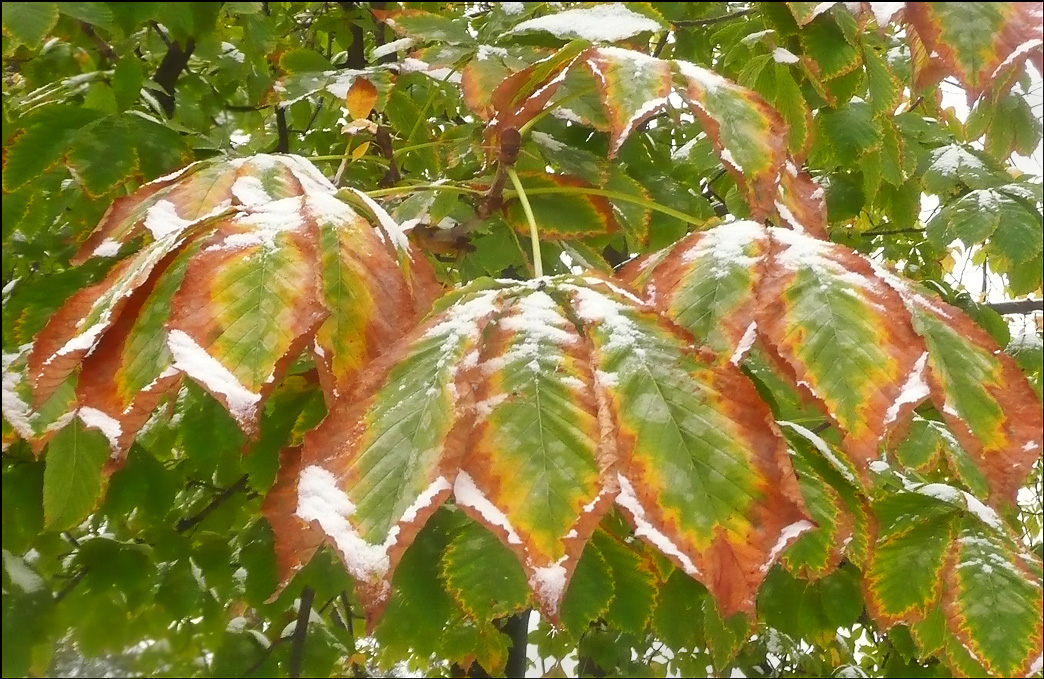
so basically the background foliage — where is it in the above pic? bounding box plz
[2,2,1043,678]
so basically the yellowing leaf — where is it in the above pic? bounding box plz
[346,78,379,120]
[906,3,1044,101]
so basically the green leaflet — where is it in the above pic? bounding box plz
[674,60,787,220]
[167,201,325,428]
[783,451,850,580]
[559,540,613,638]
[2,105,101,192]
[375,8,474,45]
[341,288,498,542]
[43,417,110,531]
[311,196,408,395]
[441,521,531,620]
[921,145,1002,197]
[905,3,1043,99]
[584,47,673,156]
[894,416,991,499]
[567,278,810,615]
[758,229,926,468]
[115,241,198,401]
[504,173,618,239]
[759,564,864,645]
[652,569,708,651]
[811,101,880,167]
[1,2,59,44]
[636,222,766,359]
[866,513,955,624]
[865,487,1044,676]
[799,15,861,81]
[863,45,900,119]
[593,530,658,634]
[945,520,1043,677]
[463,287,605,614]
[903,298,1040,501]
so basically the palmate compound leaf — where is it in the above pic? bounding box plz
[265,276,813,626]
[12,154,438,458]
[865,484,1044,677]
[905,2,1044,101]
[622,222,1043,503]
[469,44,819,229]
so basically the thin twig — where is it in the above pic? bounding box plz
[986,298,1043,315]
[176,475,249,533]
[289,587,315,679]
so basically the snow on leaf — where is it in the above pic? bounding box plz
[674,60,788,221]
[621,221,768,359]
[582,47,673,157]
[905,3,1044,101]
[566,278,812,616]
[509,3,665,43]
[757,227,928,472]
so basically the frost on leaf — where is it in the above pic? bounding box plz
[905,3,1044,101]
[266,277,814,623]
[18,154,438,456]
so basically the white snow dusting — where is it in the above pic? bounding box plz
[868,2,903,26]
[167,330,261,423]
[510,3,662,42]
[731,322,758,365]
[297,465,451,582]
[454,471,523,545]
[530,559,569,613]
[884,352,930,424]
[347,188,411,252]
[230,176,272,207]
[760,519,815,573]
[371,37,415,60]
[616,474,701,576]
[778,420,858,484]
[674,60,728,94]
[78,407,123,449]
[1,347,34,440]
[681,221,764,277]
[91,239,122,257]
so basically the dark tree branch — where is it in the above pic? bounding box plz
[176,474,249,533]
[503,610,531,679]
[275,107,290,153]
[338,2,368,69]
[154,37,197,117]
[376,125,400,187]
[288,587,315,679]
[81,22,116,64]
[986,298,1043,315]
[240,634,292,677]
[55,570,87,601]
